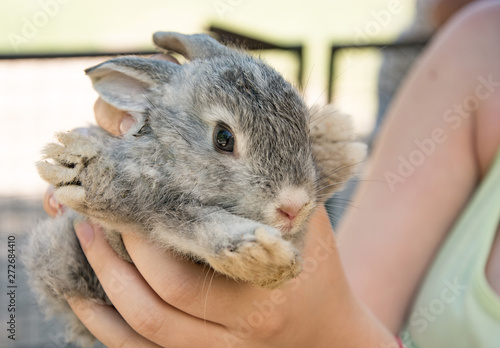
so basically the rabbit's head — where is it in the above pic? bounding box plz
[85,32,318,237]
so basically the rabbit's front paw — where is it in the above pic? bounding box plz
[37,131,99,210]
[209,227,302,289]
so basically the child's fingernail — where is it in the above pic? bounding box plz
[73,217,94,249]
[119,115,135,135]
[49,195,64,214]
[49,195,58,210]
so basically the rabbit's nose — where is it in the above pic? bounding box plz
[274,187,313,232]
[277,205,302,222]
[276,187,311,217]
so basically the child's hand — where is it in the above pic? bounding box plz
[66,207,395,348]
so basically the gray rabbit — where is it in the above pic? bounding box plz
[25,32,366,347]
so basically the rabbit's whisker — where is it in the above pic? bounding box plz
[203,269,216,324]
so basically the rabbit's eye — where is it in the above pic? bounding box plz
[213,124,235,153]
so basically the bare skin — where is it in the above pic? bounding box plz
[338,0,500,333]
[42,2,500,345]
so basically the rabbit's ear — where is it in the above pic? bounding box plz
[153,32,230,60]
[85,56,179,113]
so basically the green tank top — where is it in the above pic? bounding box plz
[400,150,500,347]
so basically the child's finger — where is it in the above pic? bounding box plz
[67,297,162,348]
[43,185,64,217]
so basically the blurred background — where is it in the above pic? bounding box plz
[0,0,418,198]
[0,0,437,346]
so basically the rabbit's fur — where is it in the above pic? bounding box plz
[25,32,366,347]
